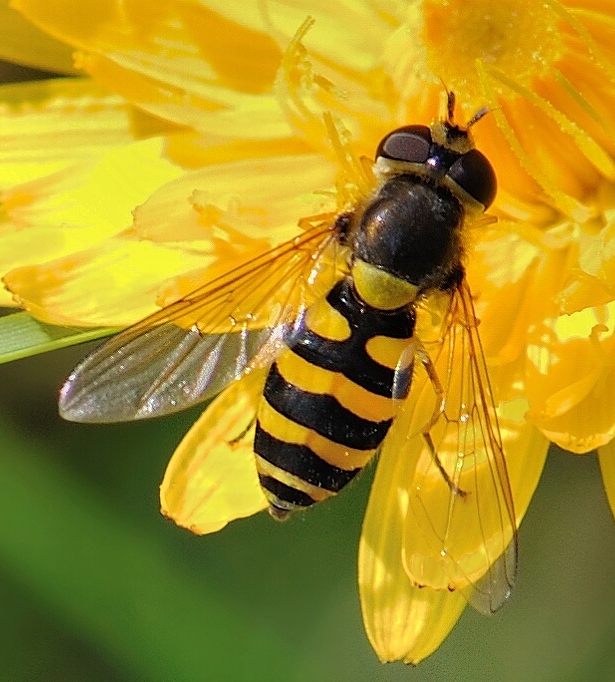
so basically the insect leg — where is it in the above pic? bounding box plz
[227,414,257,446]
[414,342,466,497]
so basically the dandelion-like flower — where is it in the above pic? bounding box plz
[2,0,615,664]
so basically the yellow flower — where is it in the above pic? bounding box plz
[2,0,615,665]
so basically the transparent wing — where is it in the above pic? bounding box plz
[400,279,518,614]
[59,218,344,423]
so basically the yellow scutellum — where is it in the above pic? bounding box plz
[2,0,615,665]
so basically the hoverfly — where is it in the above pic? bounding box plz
[59,91,517,614]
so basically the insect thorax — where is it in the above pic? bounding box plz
[349,174,465,296]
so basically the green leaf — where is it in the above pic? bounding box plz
[0,312,118,363]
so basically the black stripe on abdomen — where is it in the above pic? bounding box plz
[257,474,315,509]
[254,427,360,492]
[263,362,392,450]
[291,333,396,397]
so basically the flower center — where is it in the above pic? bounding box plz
[386,0,564,103]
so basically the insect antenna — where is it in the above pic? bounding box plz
[466,106,490,129]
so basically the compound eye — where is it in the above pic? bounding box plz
[447,148,497,209]
[376,125,431,163]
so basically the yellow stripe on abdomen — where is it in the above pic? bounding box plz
[275,350,397,424]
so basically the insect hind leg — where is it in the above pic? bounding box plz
[415,343,467,498]
[227,414,256,446]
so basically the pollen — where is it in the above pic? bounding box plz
[387,1,564,103]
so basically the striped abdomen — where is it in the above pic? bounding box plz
[254,277,415,518]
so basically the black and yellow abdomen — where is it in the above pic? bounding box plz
[254,274,416,518]
[253,121,488,518]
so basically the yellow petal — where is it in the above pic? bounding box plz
[3,233,213,326]
[526,307,615,452]
[133,152,336,245]
[15,0,294,136]
[0,77,156,165]
[558,215,615,314]
[468,223,545,368]
[0,79,183,307]
[160,371,267,534]
[467,212,615,453]
[163,131,314,169]
[15,0,281,91]
[78,51,293,138]
[359,421,467,664]
[0,1,76,74]
[204,1,390,72]
[1,136,181,237]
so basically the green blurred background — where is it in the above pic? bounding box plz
[1,338,615,682]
